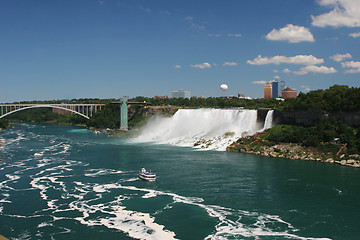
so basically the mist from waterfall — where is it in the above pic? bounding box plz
[135,109,274,151]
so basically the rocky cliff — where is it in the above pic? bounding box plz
[272,110,360,127]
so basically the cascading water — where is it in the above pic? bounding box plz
[135,109,274,151]
[262,109,274,130]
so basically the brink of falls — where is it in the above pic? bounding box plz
[135,109,274,151]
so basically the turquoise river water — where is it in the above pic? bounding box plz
[0,122,360,239]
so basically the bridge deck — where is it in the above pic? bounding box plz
[0,103,105,119]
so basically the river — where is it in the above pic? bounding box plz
[1,122,360,239]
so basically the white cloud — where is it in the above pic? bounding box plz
[274,76,280,79]
[138,5,151,13]
[301,85,311,92]
[312,0,360,27]
[349,32,360,38]
[252,80,267,85]
[283,68,291,73]
[294,65,337,75]
[185,16,205,30]
[344,68,360,73]
[247,55,324,65]
[341,61,360,68]
[162,10,171,16]
[266,24,315,43]
[326,36,339,40]
[185,16,193,22]
[228,33,242,37]
[341,61,360,73]
[208,33,221,37]
[191,62,211,69]
[223,62,238,67]
[330,53,352,62]
[191,23,205,30]
[174,65,182,69]
[273,69,278,73]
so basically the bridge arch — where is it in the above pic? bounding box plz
[0,105,90,119]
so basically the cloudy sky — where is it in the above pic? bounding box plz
[1,0,359,102]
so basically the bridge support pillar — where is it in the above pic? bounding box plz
[120,97,128,131]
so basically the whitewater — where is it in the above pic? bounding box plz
[1,121,359,239]
[135,109,274,151]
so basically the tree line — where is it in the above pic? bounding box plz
[2,84,360,131]
[282,85,360,111]
[263,118,360,154]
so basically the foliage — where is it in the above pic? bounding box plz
[12,98,117,105]
[86,103,119,129]
[130,96,281,109]
[5,108,87,125]
[263,118,360,153]
[3,84,360,131]
[0,119,10,129]
[282,85,360,111]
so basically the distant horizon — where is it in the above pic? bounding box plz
[1,83,354,104]
[1,0,359,102]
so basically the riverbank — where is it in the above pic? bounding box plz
[227,132,360,168]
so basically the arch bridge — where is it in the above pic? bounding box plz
[0,103,105,120]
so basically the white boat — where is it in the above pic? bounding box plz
[138,168,156,181]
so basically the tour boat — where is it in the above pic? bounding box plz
[138,168,156,181]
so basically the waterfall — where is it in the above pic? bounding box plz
[263,110,274,130]
[135,109,274,151]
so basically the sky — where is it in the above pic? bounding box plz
[1,0,360,102]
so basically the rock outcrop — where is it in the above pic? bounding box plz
[227,135,360,168]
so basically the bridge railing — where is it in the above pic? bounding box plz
[0,103,105,119]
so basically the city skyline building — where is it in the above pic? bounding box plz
[172,90,191,99]
[279,81,285,97]
[271,81,278,98]
[264,82,272,99]
[282,87,297,99]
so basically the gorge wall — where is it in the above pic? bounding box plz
[269,110,360,127]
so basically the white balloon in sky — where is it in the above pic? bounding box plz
[220,84,228,92]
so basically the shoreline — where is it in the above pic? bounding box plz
[226,134,360,168]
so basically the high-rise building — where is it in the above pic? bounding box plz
[282,87,297,99]
[172,90,191,99]
[271,81,278,98]
[264,82,272,99]
[279,81,285,97]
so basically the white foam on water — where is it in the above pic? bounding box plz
[101,206,177,240]
[93,183,329,240]
[85,169,124,177]
[5,162,330,240]
[1,132,28,146]
[34,152,44,157]
[63,185,177,240]
[123,177,139,182]
[135,109,274,151]
[5,174,20,181]
[1,128,329,240]
[38,222,54,228]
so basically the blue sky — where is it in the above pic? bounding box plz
[1,0,359,102]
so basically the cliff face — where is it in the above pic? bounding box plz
[272,110,360,127]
